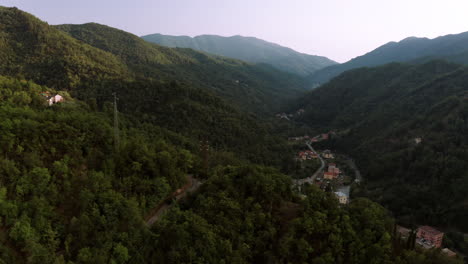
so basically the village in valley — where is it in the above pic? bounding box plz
[281,110,459,258]
[288,131,354,206]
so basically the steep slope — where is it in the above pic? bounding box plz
[0,6,298,168]
[141,33,337,76]
[0,6,308,115]
[0,6,127,88]
[308,31,468,85]
[0,78,457,263]
[294,60,468,231]
[55,24,308,114]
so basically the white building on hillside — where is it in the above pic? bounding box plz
[334,191,348,204]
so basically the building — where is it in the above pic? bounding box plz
[322,133,329,140]
[414,137,422,144]
[442,248,456,257]
[334,192,348,204]
[44,93,64,106]
[298,150,315,160]
[324,171,335,180]
[322,150,334,159]
[325,164,340,178]
[416,226,444,248]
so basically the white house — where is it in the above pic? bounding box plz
[334,191,348,204]
[47,94,64,106]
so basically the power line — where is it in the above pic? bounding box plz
[113,92,120,151]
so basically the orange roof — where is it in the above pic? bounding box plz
[418,226,443,236]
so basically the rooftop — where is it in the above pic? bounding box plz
[418,226,443,236]
[334,191,347,197]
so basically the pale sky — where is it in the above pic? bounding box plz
[2,0,468,62]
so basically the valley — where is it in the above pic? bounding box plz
[0,4,467,264]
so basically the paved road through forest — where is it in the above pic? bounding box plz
[293,142,325,186]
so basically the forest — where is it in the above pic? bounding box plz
[294,60,468,256]
[0,6,464,263]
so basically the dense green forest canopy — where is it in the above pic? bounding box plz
[294,60,468,233]
[0,6,464,264]
[141,33,337,76]
[54,23,308,114]
[0,6,308,115]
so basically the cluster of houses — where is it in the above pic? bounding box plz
[289,135,310,141]
[397,225,457,257]
[41,91,64,106]
[309,133,331,143]
[275,109,306,120]
[297,150,318,160]
[324,163,341,179]
[276,113,291,120]
[288,131,335,143]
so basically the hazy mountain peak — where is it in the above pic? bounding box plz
[308,30,468,85]
[141,33,337,76]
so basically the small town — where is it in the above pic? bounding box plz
[288,129,459,258]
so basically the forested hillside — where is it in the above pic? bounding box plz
[0,6,304,169]
[294,60,468,232]
[55,23,308,114]
[308,31,468,85]
[141,33,337,76]
[0,6,307,115]
[0,79,458,263]
[0,6,463,264]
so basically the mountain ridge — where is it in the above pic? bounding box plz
[308,31,468,85]
[142,33,337,76]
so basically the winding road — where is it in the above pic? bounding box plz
[293,142,325,186]
[145,175,201,226]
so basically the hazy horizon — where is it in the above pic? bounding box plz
[2,0,468,63]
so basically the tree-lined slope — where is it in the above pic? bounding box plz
[295,60,468,231]
[56,23,308,114]
[142,33,337,76]
[0,6,308,115]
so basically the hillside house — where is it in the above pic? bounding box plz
[298,150,315,160]
[334,192,348,204]
[322,133,329,140]
[442,248,456,257]
[276,113,289,120]
[322,150,334,159]
[43,93,64,106]
[324,171,335,180]
[327,163,340,177]
[416,226,444,248]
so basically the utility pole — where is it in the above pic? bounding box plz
[113,92,119,151]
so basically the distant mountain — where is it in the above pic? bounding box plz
[308,31,468,85]
[141,33,337,76]
[55,24,308,114]
[0,6,306,164]
[0,6,309,115]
